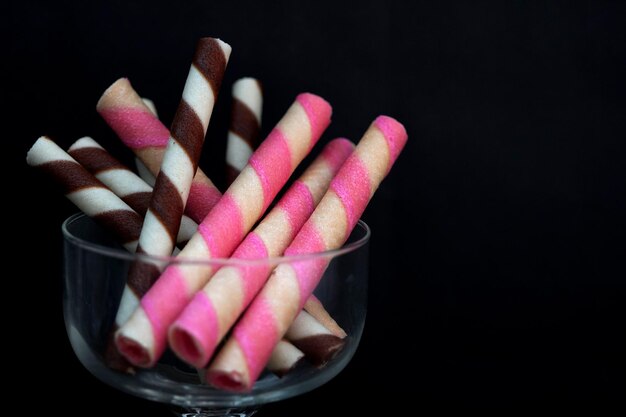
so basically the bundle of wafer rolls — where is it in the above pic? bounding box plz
[27,36,407,391]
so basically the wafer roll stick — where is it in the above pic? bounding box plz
[225,77,263,186]
[26,137,142,252]
[169,138,353,367]
[97,76,225,223]
[67,135,194,338]
[28,135,190,372]
[27,137,148,372]
[68,137,197,244]
[207,116,407,391]
[115,93,332,368]
[122,38,230,318]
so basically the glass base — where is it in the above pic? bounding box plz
[171,407,258,417]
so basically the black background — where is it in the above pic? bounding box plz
[9,0,626,413]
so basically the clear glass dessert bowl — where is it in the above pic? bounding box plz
[62,213,369,416]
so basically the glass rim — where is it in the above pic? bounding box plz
[62,212,371,266]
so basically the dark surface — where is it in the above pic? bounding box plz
[9,0,625,413]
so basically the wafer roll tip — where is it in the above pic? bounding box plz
[199,37,232,52]
[96,77,133,109]
[373,115,408,165]
[26,136,64,165]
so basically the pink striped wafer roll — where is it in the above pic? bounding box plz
[68,137,197,244]
[115,93,332,368]
[123,38,230,316]
[207,115,407,391]
[169,138,354,367]
[225,77,263,186]
[27,137,142,252]
[97,76,224,224]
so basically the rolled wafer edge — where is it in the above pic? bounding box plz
[206,115,407,391]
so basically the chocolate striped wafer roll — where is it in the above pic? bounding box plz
[28,136,187,372]
[124,38,231,313]
[68,137,197,244]
[169,138,354,368]
[115,93,332,368]
[225,77,263,186]
[98,76,223,224]
[27,137,142,252]
[207,116,407,391]
[28,136,146,372]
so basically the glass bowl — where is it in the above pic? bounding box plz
[62,213,370,416]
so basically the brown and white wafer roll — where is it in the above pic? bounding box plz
[67,137,197,244]
[125,38,231,307]
[225,77,263,186]
[26,137,142,252]
[29,136,190,372]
